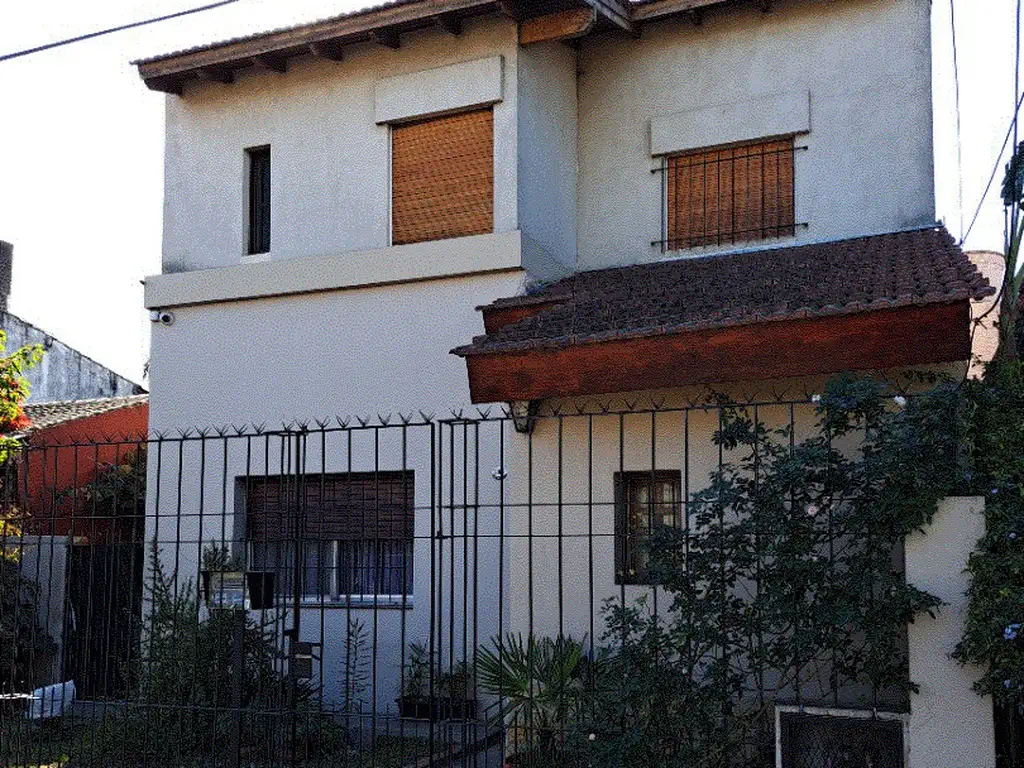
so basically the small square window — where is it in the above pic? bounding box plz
[390,108,494,245]
[614,471,682,585]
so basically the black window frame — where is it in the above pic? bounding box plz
[246,145,271,255]
[778,711,905,768]
[614,470,683,586]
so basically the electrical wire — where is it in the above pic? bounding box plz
[961,90,1024,246]
[951,0,965,241]
[0,0,243,63]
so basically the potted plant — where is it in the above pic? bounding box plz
[437,661,477,720]
[397,643,477,720]
[397,642,432,719]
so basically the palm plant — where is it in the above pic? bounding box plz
[477,633,588,761]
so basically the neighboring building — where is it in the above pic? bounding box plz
[0,241,145,403]
[968,250,1006,377]
[131,0,994,764]
[14,395,149,699]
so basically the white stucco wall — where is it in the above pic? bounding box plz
[517,41,579,270]
[147,271,525,427]
[145,270,523,711]
[161,17,519,273]
[576,0,936,269]
[906,496,995,768]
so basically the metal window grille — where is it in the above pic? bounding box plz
[778,711,905,768]
[614,470,681,585]
[655,137,804,251]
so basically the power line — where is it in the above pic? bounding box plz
[961,89,1024,246]
[950,0,964,240]
[0,0,243,63]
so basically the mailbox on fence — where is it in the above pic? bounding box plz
[290,641,316,680]
[201,569,276,611]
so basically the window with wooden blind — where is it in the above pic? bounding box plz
[614,471,683,585]
[245,472,413,603]
[390,108,494,246]
[662,137,796,251]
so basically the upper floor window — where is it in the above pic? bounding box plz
[615,471,682,585]
[661,136,796,251]
[390,107,494,246]
[246,146,271,255]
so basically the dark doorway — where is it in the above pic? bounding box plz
[64,543,144,699]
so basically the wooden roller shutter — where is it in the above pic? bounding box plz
[391,108,494,245]
[246,471,414,542]
[666,137,795,250]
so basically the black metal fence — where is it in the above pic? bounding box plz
[0,396,917,767]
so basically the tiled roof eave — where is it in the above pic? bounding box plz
[453,290,979,358]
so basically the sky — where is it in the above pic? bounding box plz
[0,0,1016,387]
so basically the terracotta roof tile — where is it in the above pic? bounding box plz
[453,227,993,356]
[22,395,149,433]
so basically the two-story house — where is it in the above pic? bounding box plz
[132,0,995,764]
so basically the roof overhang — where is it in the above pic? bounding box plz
[134,0,761,94]
[460,301,973,403]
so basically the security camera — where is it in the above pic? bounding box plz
[149,310,175,326]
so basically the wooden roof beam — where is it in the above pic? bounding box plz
[519,8,596,45]
[196,66,233,84]
[308,40,345,61]
[144,74,185,95]
[436,12,463,35]
[582,0,635,34]
[630,0,732,22]
[373,27,402,49]
[496,0,525,21]
[251,53,288,73]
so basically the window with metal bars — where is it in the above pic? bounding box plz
[245,472,414,603]
[778,711,905,768]
[614,471,682,585]
[657,136,800,252]
[246,146,271,255]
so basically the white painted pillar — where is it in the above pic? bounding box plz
[905,496,995,768]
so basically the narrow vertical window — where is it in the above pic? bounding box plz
[246,146,271,255]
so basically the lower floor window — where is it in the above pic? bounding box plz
[249,539,413,602]
[615,470,683,585]
[244,471,415,603]
[779,710,904,768]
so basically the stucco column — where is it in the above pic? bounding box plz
[905,496,994,768]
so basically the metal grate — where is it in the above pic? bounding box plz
[779,712,904,768]
[654,139,807,251]
[0,396,925,768]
